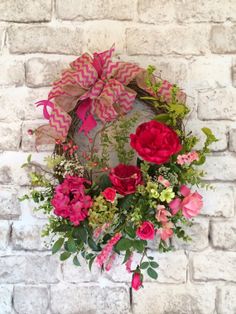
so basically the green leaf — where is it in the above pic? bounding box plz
[154,113,170,123]
[119,194,136,210]
[147,256,154,260]
[147,267,158,279]
[65,238,77,253]
[194,155,206,165]
[115,238,133,251]
[89,256,96,271]
[52,238,64,254]
[169,103,187,116]
[73,226,87,243]
[122,250,132,264]
[202,127,218,145]
[73,255,81,266]
[53,224,71,232]
[140,262,149,269]
[60,251,71,261]
[88,237,100,251]
[99,174,112,190]
[132,240,145,253]
[150,261,159,268]
[125,226,136,239]
[27,154,32,163]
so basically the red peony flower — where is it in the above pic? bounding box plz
[109,164,143,195]
[51,176,93,226]
[132,272,142,290]
[102,187,116,203]
[130,120,182,164]
[136,221,155,240]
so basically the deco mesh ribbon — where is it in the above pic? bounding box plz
[35,46,186,146]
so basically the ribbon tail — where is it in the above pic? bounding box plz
[36,100,54,120]
[76,99,97,135]
[78,114,97,135]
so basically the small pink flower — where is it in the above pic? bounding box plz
[125,254,133,273]
[102,187,116,203]
[157,222,174,241]
[132,272,142,290]
[105,253,116,271]
[136,221,155,240]
[177,151,199,165]
[157,175,170,187]
[155,205,171,223]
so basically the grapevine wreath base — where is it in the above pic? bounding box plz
[22,46,217,290]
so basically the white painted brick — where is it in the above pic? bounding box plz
[107,250,187,284]
[126,25,209,56]
[198,88,236,121]
[26,56,74,87]
[211,220,236,250]
[0,27,5,53]
[0,87,49,122]
[0,187,20,219]
[199,184,235,218]
[133,283,216,314]
[172,217,209,251]
[0,122,21,151]
[12,222,47,251]
[229,129,236,152]
[0,255,58,284]
[0,221,10,250]
[192,250,236,282]
[210,25,236,54]
[202,155,236,181]
[50,284,130,314]
[0,58,24,86]
[13,285,49,314]
[0,0,51,22]
[84,21,126,53]
[0,285,12,314]
[8,25,83,55]
[138,0,175,23]
[57,0,136,21]
[218,286,236,314]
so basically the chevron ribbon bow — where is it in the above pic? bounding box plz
[35,46,186,145]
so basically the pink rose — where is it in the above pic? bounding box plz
[169,185,203,219]
[102,187,116,203]
[136,221,155,240]
[155,205,171,223]
[132,272,142,290]
[157,222,174,241]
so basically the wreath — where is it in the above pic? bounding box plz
[22,46,217,291]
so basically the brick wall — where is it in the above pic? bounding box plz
[0,1,236,313]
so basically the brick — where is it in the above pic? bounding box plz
[133,283,216,314]
[232,63,236,87]
[0,187,20,219]
[172,217,209,251]
[138,0,175,23]
[0,221,10,249]
[0,87,50,122]
[0,285,12,314]
[186,56,231,90]
[202,155,236,181]
[62,258,99,283]
[0,122,21,151]
[26,56,74,87]
[51,284,130,314]
[185,120,228,151]
[126,25,209,56]
[229,129,236,152]
[84,21,125,52]
[13,285,49,314]
[12,222,47,251]
[211,220,236,250]
[0,166,12,184]
[57,0,136,20]
[175,0,236,22]
[210,25,236,54]
[8,25,83,55]
[218,286,236,314]
[192,250,236,282]
[0,27,5,53]
[107,250,187,284]
[0,255,58,284]
[198,88,236,120]
[199,184,235,217]
[0,58,24,86]
[0,0,51,22]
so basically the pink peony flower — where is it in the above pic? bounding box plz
[102,187,116,203]
[155,205,171,223]
[169,185,203,219]
[132,272,142,290]
[51,176,92,226]
[136,221,155,240]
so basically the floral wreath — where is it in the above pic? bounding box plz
[22,46,217,291]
